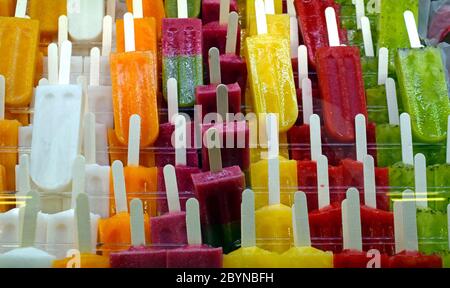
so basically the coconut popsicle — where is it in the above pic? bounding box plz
[67,0,104,42]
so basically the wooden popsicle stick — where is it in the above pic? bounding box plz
[59,40,72,85]
[363,155,377,209]
[167,78,179,124]
[124,12,136,52]
[206,128,223,173]
[447,115,450,165]
[75,193,92,253]
[132,0,144,19]
[225,12,239,55]
[414,153,428,209]
[209,47,222,85]
[302,79,313,125]
[174,114,187,166]
[355,0,365,30]
[400,113,414,166]
[264,0,275,15]
[342,188,363,251]
[102,16,113,56]
[290,17,299,59]
[58,15,69,50]
[219,0,231,25]
[127,115,141,167]
[178,0,188,19]
[71,155,86,209]
[83,112,97,165]
[186,198,202,245]
[298,45,308,87]
[361,16,374,57]
[377,47,389,85]
[255,0,268,35]
[15,0,27,18]
[39,78,49,86]
[355,114,367,162]
[20,191,40,248]
[241,189,256,248]
[317,155,330,209]
[309,114,322,162]
[48,43,59,85]
[386,78,400,126]
[216,84,229,122]
[89,47,101,87]
[0,75,4,120]
[293,192,311,247]
[325,7,340,47]
[404,11,422,49]
[112,161,128,213]
[130,198,146,246]
[267,114,280,205]
[164,165,181,213]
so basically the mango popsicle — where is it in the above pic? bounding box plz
[0,0,15,16]
[165,0,201,18]
[125,0,165,39]
[28,0,66,42]
[116,16,157,53]
[224,189,280,268]
[111,12,159,147]
[245,0,297,133]
[0,15,39,107]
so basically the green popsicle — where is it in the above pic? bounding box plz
[165,0,201,18]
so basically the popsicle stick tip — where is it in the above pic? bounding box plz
[346,187,360,201]
[112,160,124,170]
[294,191,307,203]
[186,198,202,245]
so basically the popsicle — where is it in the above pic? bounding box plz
[219,12,247,99]
[224,189,280,268]
[395,12,449,144]
[125,0,165,39]
[151,165,187,245]
[254,114,293,253]
[28,0,66,42]
[0,0,15,16]
[202,0,238,24]
[278,192,334,268]
[31,41,83,193]
[0,191,55,268]
[111,12,159,147]
[162,2,203,108]
[116,11,157,53]
[67,0,104,42]
[191,128,245,252]
[98,161,151,254]
[0,12,39,107]
[246,0,297,132]
[0,75,21,195]
[83,113,110,218]
[293,0,347,67]
[316,7,367,143]
[52,193,109,268]
[166,198,223,268]
[265,0,290,43]
[165,0,201,18]
[246,0,282,36]
[46,156,100,259]
[110,199,166,268]
[195,48,242,120]
[439,205,450,268]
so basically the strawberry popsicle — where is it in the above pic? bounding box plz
[202,0,238,24]
[125,0,165,39]
[167,198,223,268]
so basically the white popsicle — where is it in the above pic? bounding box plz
[68,0,105,42]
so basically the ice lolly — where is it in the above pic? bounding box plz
[116,12,157,53]
[28,0,66,42]
[0,191,55,268]
[0,14,39,107]
[202,0,238,24]
[224,189,280,268]
[165,0,201,18]
[98,160,151,254]
[0,75,21,194]
[110,198,166,268]
[265,0,290,43]
[278,192,334,268]
[246,0,282,36]
[395,16,449,143]
[125,0,165,39]
[316,7,367,143]
[166,198,223,268]
[67,0,104,42]
[0,0,15,16]
[162,6,203,107]
[31,41,83,193]
[245,0,297,132]
[191,128,245,252]
[254,114,293,253]
[111,12,159,147]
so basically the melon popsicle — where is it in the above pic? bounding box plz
[125,0,165,39]
[98,160,151,254]
[110,199,166,268]
[191,128,244,253]
[279,192,333,268]
[151,165,187,245]
[67,0,104,42]
[165,0,201,18]
[255,114,293,253]
[52,193,109,268]
[0,13,39,107]
[224,189,280,268]
[162,1,203,107]
[111,12,159,147]
[316,7,367,143]
[166,198,223,268]
[28,0,66,43]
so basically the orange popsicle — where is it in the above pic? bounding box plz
[28,0,67,42]
[110,13,159,147]
[0,0,16,16]
[125,0,165,39]
[52,253,110,268]
[0,16,39,107]
[116,17,158,53]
